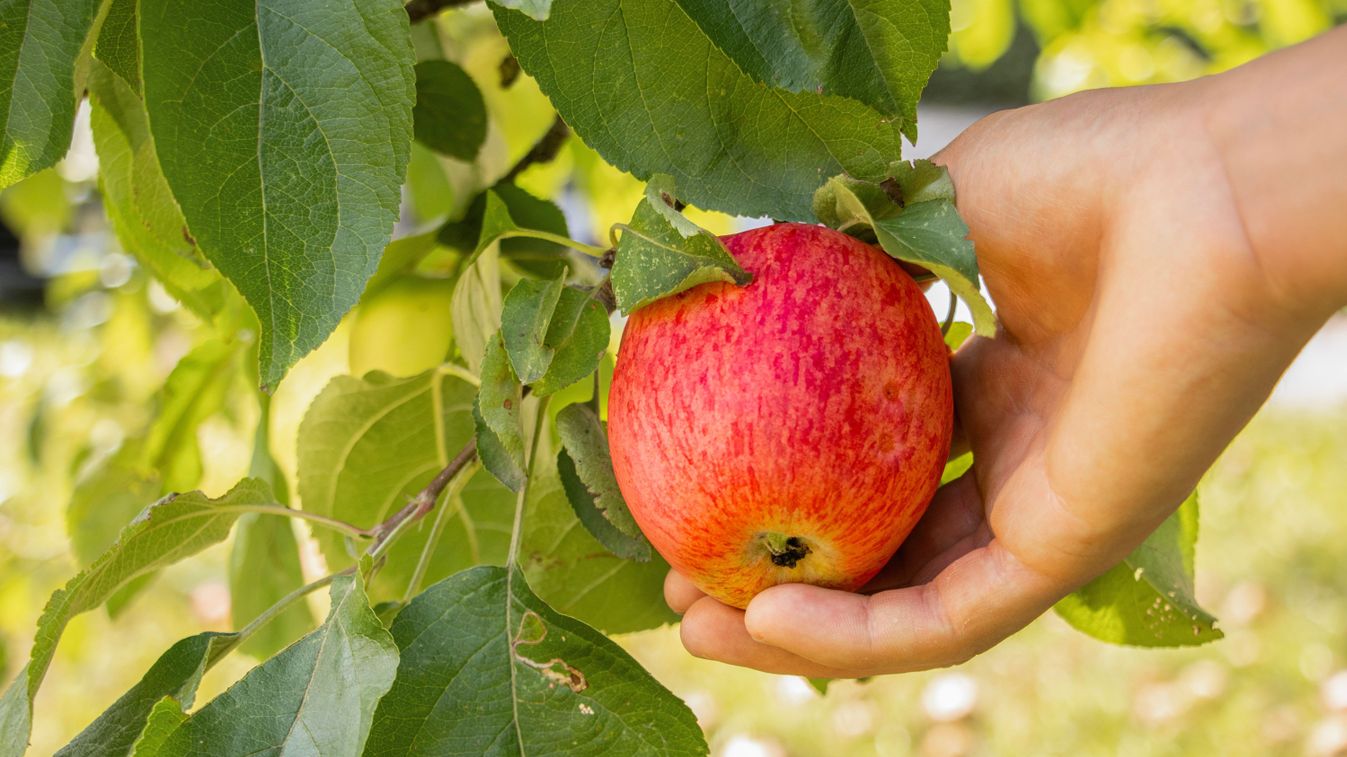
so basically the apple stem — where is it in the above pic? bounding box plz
[761,532,811,569]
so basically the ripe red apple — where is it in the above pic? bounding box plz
[608,223,953,609]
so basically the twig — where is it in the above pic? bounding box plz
[235,571,344,644]
[404,0,477,23]
[500,115,569,184]
[941,288,958,336]
[369,439,479,555]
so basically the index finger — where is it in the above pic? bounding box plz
[742,540,1065,673]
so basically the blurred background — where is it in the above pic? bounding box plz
[2,1,1346,754]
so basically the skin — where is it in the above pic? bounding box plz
[666,26,1347,677]
[609,224,952,609]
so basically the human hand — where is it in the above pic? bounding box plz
[666,44,1346,677]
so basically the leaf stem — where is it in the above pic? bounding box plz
[403,461,481,602]
[235,570,344,645]
[507,397,551,566]
[218,504,370,540]
[941,287,957,336]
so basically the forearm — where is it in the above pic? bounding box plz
[1201,25,1347,317]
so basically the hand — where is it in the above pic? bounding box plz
[665,41,1346,677]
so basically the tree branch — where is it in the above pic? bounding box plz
[500,115,570,184]
[369,438,479,554]
[404,0,478,23]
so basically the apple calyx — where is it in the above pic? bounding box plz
[759,532,812,569]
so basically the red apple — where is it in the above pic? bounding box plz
[608,223,954,609]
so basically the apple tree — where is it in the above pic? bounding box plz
[0,0,1220,754]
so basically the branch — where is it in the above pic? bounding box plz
[369,438,479,555]
[404,0,477,23]
[500,115,570,184]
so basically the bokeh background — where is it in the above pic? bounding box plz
[3,2,1346,754]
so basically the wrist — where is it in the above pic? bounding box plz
[1197,34,1347,320]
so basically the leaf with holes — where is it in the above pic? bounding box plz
[365,566,705,756]
[140,0,415,387]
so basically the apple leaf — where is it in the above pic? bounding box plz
[297,369,486,599]
[365,566,705,756]
[491,0,904,221]
[531,289,611,397]
[439,185,572,268]
[362,231,443,303]
[493,0,553,21]
[668,0,947,142]
[476,332,528,492]
[944,322,974,351]
[451,243,503,374]
[0,479,273,757]
[555,404,650,561]
[940,452,973,486]
[0,0,102,189]
[413,60,487,161]
[612,188,751,315]
[88,9,232,321]
[153,573,398,756]
[813,166,997,337]
[502,271,567,384]
[56,632,240,757]
[140,0,416,388]
[1056,491,1223,647]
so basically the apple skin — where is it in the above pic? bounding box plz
[607,223,953,609]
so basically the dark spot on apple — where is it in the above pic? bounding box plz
[883,381,901,401]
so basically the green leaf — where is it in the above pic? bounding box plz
[612,198,751,314]
[1056,492,1223,647]
[813,170,996,336]
[56,632,239,757]
[156,573,398,755]
[667,0,947,142]
[229,515,314,660]
[940,451,973,485]
[439,184,575,279]
[413,59,487,161]
[521,444,676,634]
[361,231,444,303]
[501,271,566,383]
[0,671,29,757]
[491,1,905,221]
[555,404,650,561]
[0,479,272,756]
[365,566,705,756]
[529,288,610,397]
[475,333,527,491]
[501,274,611,396]
[450,243,502,374]
[944,322,973,351]
[127,699,184,757]
[297,369,493,599]
[889,158,956,204]
[67,340,243,613]
[140,0,416,388]
[0,0,103,189]
[87,0,230,319]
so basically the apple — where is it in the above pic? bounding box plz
[349,275,456,378]
[607,223,953,609]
